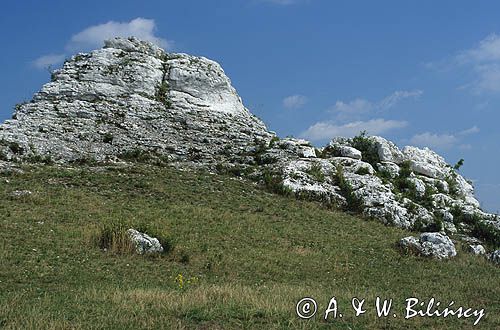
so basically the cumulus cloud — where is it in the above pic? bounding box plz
[283,95,307,109]
[410,126,480,150]
[33,18,170,70]
[300,119,408,141]
[301,90,420,141]
[32,54,66,69]
[67,18,169,51]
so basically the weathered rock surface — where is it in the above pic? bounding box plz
[0,37,272,165]
[127,229,164,254]
[468,244,486,256]
[0,37,498,259]
[399,232,457,259]
[489,250,500,265]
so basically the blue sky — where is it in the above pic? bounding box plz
[1,0,499,211]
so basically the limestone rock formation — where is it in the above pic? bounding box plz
[0,37,272,165]
[0,37,498,259]
[399,232,457,259]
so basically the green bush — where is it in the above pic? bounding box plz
[262,170,292,196]
[28,154,54,165]
[451,207,500,248]
[305,163,325,182]
[155,80,172,108]
[355,167,371,175]
[471,221,500,249]
[103,132,114,144]
[94,221,134,253]
[335,165,363,212]
[8,142,23,155]
[351,131,379,166]
[95,221,174,255]
[118,149,152,163]
[268,136,280,148]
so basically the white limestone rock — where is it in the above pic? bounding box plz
[338,146,362,160]
[0,37,272,164]
[489,250,500,265]
[468,244,486,256]
[371,136,404,163]
[329,157,375,175]
[408,177,426,198]
[399,232,457,259]
[282,159,346,207]
[127,229,164,254]
[377,162,400,179]
[10,190,32,197]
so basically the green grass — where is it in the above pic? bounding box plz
[0,165,498,329]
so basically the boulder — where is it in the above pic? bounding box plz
[407,177,426,198]
[338,146,362,160]
[468,244,486,256]
[377,162,400,178]
[489,250,500,265]
[127,229,164,254]
[371,136,404,163]
[399,232,457,259]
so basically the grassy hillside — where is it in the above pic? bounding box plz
[0,164,498,329]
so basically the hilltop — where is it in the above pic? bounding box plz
[0,37,498,259]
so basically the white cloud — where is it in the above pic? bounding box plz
[410,126,480,150]
[329,90,422,121]
[377,90,423,110]
[32,54,66,69]
[459,125,480,136]
[33,18,170,70]
[283,95,307,109]
[410,132,459,150]
[330,98,372,115]
[300,119,408,141]
[440,33,500,93]
[472,63,500,93]
[67,18,169,51]
[457,34,500,64]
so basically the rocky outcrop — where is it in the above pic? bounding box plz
[0,37,498,258]
[0,37,272,165]
[399,232,457,259]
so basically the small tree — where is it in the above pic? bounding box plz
[453,159,464,171]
